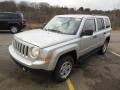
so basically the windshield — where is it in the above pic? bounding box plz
[44,17,82,35]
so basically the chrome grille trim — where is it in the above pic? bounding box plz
[13,38,31,57]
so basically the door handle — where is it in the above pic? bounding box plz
[93,35,98,38]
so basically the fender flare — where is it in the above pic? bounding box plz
[47,44,79,70]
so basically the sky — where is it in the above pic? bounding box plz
[1,0,120,10]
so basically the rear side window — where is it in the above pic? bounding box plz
[8,13,21,19]
[105,18,111,28]
[82,19,96,32]
[96,18,105,31]
[0,13,9,19]
[0,13,21,19]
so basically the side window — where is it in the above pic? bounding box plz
[8,14,21,19]
[0,13,8,19]
[105,18,110,28]
[12,14,21,19]
[96,18,105,31]
[82,19,96,32]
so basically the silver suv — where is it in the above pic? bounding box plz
[9,15,111,81]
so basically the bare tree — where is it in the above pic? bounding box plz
[0,1,119,29]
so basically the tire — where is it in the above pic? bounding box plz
[10,26,19,34]
[98,40,109,55]
[53,55,74,82]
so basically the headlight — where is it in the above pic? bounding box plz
[30,47,40,59]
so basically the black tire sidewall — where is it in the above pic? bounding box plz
[99,41,108,54]
[53,55,74,82]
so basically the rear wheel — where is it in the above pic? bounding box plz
[53,55,74,82]
[10,26,19,34]
[98,40,109,54]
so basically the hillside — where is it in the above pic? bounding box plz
[0,1,120,30]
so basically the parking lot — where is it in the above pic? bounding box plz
[0,31,120,90]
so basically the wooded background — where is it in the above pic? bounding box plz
[0,1,120,30]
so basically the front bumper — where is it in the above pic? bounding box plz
[9,45,50,70]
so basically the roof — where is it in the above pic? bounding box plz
[55,14,109,18]
[0,12,22,14]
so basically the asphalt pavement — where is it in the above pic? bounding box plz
[0,31,120,90]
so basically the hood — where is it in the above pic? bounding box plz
[15,29,77,48]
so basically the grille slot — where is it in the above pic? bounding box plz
[13,39,29,57]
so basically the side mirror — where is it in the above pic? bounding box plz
[81,30,94,36]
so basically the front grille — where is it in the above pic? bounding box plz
[13,39,29,57]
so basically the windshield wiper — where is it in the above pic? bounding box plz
[47,29,63,34]
[44,28,48,31]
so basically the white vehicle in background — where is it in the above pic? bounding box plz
[9,14,112,82]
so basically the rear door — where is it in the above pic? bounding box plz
[95,18,106,47]
[0,13,5,29]
[0,13,9,30]
[8,13,21,28]
[104,17,112,33]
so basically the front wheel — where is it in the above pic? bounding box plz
[10,26,19,34]
[53,55,74,82]
[98,40,109,54]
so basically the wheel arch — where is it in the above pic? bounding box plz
[9,23,20,30]
[47,44,78,70]
[106,36,110,43]
[58,50,77,63]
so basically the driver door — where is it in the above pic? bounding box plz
[79,18,97,56]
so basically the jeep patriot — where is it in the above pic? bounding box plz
[9,15,111,82]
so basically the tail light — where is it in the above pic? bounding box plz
[22,19,26,25]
